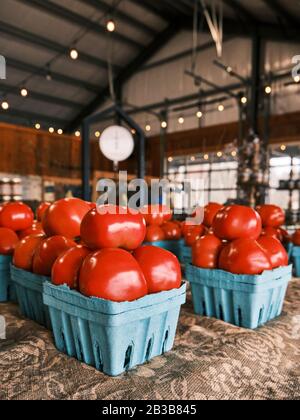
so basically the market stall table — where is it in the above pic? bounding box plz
[0,281,300,400]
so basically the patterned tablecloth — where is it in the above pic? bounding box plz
[0,281,300,400]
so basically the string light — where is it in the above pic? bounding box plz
[204,154,209,160]
[49,127,55,133]
[168,157,173,163]
[190,156,196,162]
[35,123,41,130]
[265,86,272,94]
[95,131,101,138]
[145,124,151,132]
[231,150,237,157]
[46,71,52,81]
[70,48,79,60]
[161,121,168,129]
[196,111,203,119]
[226,66,233,74]
[75,131,81,137]
[178,116,184,124]
[106,19,116,32]
[217,151,223,158]
[218,104,225,112]
[57,129,63,135]
[241,96,247,104]
[131,128,136,135]
[294,76,300,83]
[280,144,286,152]
[1,100,9,110]
[20,87,28,97]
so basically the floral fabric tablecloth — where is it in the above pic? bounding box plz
[0,281,300,400]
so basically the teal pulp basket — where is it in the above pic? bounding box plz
[43,282,186,377]
[10,265,51,329]
[145,239,184,261]
[185,264,292,329]
[0,256,16,302]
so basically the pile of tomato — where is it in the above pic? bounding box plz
[190,203,289,275]
[142,204,184,242]
[8,199,181,303]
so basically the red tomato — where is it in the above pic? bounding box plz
[162,222,182,240]
[261,226,281,240]
[13,234,45,271]
[33,235,76,276]
[0,202,34,232]
[292,230,300,246]
[80,205,146,250]
[256,205,285,228]
[141,205,172,226]
[212,205,262,241]
[52,245,91,289]
[18,222,44,240]
[203,202,223,227]
[79,248,148,302]
[192,234,223,269]
[219,239,272,275]
[184,225,205,247]
[42,198,91,239]
[0,227,19,255]
[145,225,166,242]
[36,202,51,222]
[133,246,181,294]
[257,236,288,269]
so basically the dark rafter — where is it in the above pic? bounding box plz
[17,0,143,50]
[77,0,156,36]
[262,0,300,31]
[7,57,101,93]
[222,0,257,25]
[0,108,68,125]
[128,0,178,22]
[0,83,82,109]
[65,21,182,132]
[0,20,118,71]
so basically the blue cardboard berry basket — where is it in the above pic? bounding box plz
[179,244,192,266]
[292,246,300,277]
[0,255,16,302]
[145,239,184,261]
[185,264,292,329]
[43,282,186,377]
[285,242,294,263]
[10,265,51,329]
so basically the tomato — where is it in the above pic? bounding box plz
[42,198,91,239]
[133,246,181,293]
[145,225,165,242]
[257,236,288,269]
[0,202,34,232]
[278,227,291,244]
[33,235,76,276]
[212,205,262,241]
[52,245,91,289]
[203,202,223,227]
[292,230,300,246]
[141,205,172,226]
[36,202,51,222]
[219,239,272,275]
[79,248,148,302]
[18,222,44,240]
[261,226,281,240]
[13,234,45,271]
[81,205,146,250]
[162,222,182,240]
[184,225,205,247]
[256,205,285,228]
[0,227,19,255]
[192,234,223,269]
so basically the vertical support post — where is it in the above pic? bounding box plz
[137,131,146,180]
[250,34,262,134]
[160,108,168,180]
[81,120,91,201]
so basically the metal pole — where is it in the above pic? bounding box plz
[250,34,262,134]
[160,108,168,180]
[81,120,91,201]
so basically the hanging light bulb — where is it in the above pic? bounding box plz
[106,19,116,32]
[161,121,167,129]
[145,124,151,132]
[1,100,9,110]
[70,48,79,60]
[226,66,233,74]
[294,75,300,83]
[217,151,223,158]
[203,154,209,161]
[241,96,247,104]
[35,123,41,130]
[218,104,225,112]
[178,116,184,124]
[190,156,196,162]
[75,131,81,137]
[46,71,52,81]
[168,156,173,163]
[95,131,101,138]
[196,111,203,119]
[265,86,272,94]
[131,128,136,135]
[57,129,63,135]
[280,144,286,152]
[20,87,28,97]
[231,150,237,157]
[49,127,55,133]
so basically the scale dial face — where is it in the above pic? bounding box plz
[99,125,134,162]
